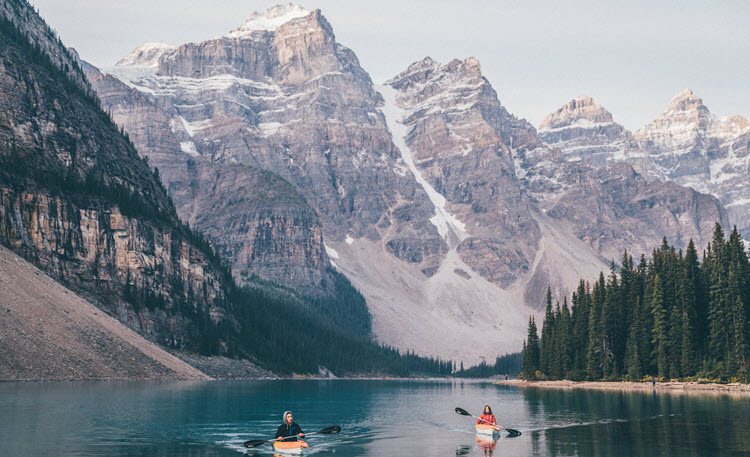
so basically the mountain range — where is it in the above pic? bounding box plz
[80,3,729,363]
[539,91,750,237]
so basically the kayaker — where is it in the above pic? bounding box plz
[477,405,497,427]
[276,411,305,442]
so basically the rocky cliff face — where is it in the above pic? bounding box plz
[634,90,750,234]
[0,0,232,352]
[383,57,727,306]
[383,57,540,287]
[86,4,730,363]
[89,4,438,295]
[540,90,750,235]
[86,66,332,294]
[538,95,639,164]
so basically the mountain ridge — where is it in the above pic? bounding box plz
[540,90,750,236]
[83,4,729,363]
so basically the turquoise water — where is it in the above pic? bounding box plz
[1,380,749,456]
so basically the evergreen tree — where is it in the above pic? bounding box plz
[650,275,669,378]
[539,287,555,376]
[571,280,590,377]
[522,317,540,379]
[707,224,729,366]
[602,262,621,378]
[587,273,607,380]
[559,297,573,377]
[624,296,642,380]
[681,239,699,374]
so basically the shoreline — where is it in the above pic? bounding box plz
[495,379,750,395]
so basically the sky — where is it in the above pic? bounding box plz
[29,0,750,130]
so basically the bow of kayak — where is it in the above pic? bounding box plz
[273,440,309,454]
[475,424,501,436]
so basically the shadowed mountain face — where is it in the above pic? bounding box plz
[0,0,233,353]
[85,4,728,362]
[539,91,750,236]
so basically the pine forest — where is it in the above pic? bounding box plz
[521,223,750,383]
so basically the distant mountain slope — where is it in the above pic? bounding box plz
[538,95,639,164]
[539,91,750,235]
[0,245,210,381]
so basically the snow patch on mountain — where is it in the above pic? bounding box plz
[116,41,175,68]
[324,243,339,259]
[378,84,468,248]
[228,4,312,37]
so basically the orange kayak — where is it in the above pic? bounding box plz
[273,440,309,454]
[475,424,501,435]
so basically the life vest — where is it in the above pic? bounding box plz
[477,413,496,425]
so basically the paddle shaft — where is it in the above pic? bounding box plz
[474,414,504,430]
[274,430,318,442]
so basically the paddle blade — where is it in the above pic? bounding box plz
[506,429,521,437]
[243,439,267,448]
[455,407,471,416]
[318,425,341,434]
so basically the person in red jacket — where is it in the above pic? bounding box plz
[477,405,498,428]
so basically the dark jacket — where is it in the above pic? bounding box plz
[275,422,304,442]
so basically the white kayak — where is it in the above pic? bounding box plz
[475,424,502,436]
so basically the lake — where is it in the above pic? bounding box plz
[1,380,749,456]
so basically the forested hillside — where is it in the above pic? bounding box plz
[522,223,749,383]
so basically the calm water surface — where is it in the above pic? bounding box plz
[1,380,749,456]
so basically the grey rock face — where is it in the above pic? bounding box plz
[538,95,639,164]
[385,57,540,288]
[540,90,750,236]
[92,5,439,294]
[0,2,233,352]
[385,58,727,309]
[87,68,333,294]
[634,90,750,234]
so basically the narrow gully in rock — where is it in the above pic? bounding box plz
[378,84,468,249]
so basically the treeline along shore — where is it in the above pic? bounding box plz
[520,223,750,384]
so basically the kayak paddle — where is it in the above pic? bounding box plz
[243,425,341,448]
[455,407,521,437]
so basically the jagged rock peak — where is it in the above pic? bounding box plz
[659,88,708,117]
[386,56,484,89]
[227,3,314,37]
[539,95,614,131]
[116,41,176,68]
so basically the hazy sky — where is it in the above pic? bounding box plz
[30,0,750,130]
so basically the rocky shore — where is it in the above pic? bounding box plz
[495,379,750,395]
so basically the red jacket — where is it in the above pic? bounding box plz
[477,413,496,425]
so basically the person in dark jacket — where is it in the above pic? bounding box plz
[276,411,305,442]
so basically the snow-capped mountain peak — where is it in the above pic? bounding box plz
[115,41,176,68]
[227,3,312,37]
